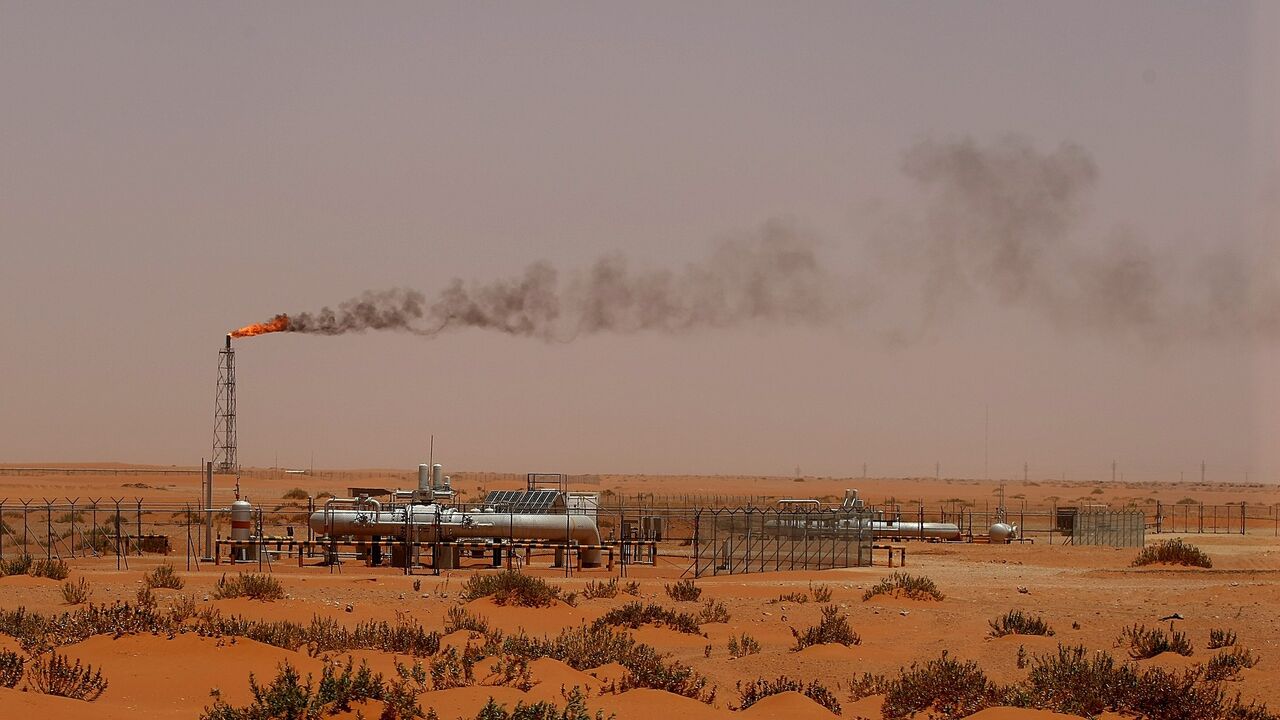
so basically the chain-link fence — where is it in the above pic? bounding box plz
[690,507,874,577]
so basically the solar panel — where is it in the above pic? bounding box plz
[484,489,562,513]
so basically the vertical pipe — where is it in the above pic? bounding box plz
[204,461,214,560]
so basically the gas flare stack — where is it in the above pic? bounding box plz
[212,334,237,473]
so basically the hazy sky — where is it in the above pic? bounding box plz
[3,2,1277,482]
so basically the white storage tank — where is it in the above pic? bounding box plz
[230,499,257,561]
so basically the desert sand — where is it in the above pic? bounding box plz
[0,466,1277,719]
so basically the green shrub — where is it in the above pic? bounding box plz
[1207,628,1237,649]
[1204,647,1257,681]
[1019,645,1138,717]
[593,602,702,634]
[469,687,607,720]
[61,578,92,605]
[461,571,563,607]
[1132,539,1212,568]
[862,572,944,601]
[28,558,70,580]
[736,676,841,715]
[791,605,860,650]
[213,573,285,601]
[664,579,701,602]
[26,651,109,701]
[0,649,25,688]
[444,606,491,635]
[429,646,475,690]
[1118,624,1194,659]
[201,658,391,720]
[582,578,618,599]
[988,610,1054,638]
[881,652,1004,720]
[145,563,185,590]
[2,554,34,576]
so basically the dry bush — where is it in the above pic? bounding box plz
[28,558,70,581]
[1208,628,1237,649]
[429,646,475,690]
[848,672,891,701]
[0,649,25,688]
[1132,539,1212,568]
[696,599,730,624]
[1118,624,1194,659]
[664,579,701,602]
[862,572,944,601]
[61,577,92,605]
[444,606,491,635]
[736,676,842,715]
[988,610,1054,638]
[622,580,641,596]
[582,578,618,599]
[791,605,860,650]
[1204,647,1257,681]
[810,583,833,603]
[201,658,392,720]
[470,687,607,720]
[26,651,109,701]
[727,633,761,658]
[136,585,158,608]
[1019,645,1137,716]
[593,602,702,634]
[213,572,285,601]
[461,570,563,607]
[145,563,185,590]
[0,554,33,576]
[880,652,1004,720]
[771,591,809,605]
[281,488,310,500]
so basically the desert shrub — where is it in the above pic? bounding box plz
[469,688,607,720]
[281,488,310,500]
[622,580,641,596]
[302,614,442,658]
[582,578,618,599]
[881,652,1003,720]
[26,651,109,701]
[55,512,86,524]
[0,649,25,688]
[664,579,701,602]
[145,562,185,590]
[462,570,563,607]
[727,633,761,658]
[791,605,860,650]
[771,592,809,605]
[213,572,285,601]
[2,554,34,576]
[445,606,491,635]
[169,594,198,623]
[848,672,891,701]
[201,658,389,720]
[1205,647,1257,681]
[136,585,158,608]
[502,625,714,703]
[1208,628,1237,649]
[862,572,944,601]
[490,654,535,691]
[988,610,1054,638]
[61,577,92,605]
[736,676,841,715]
[1132,539,1212,568]
[429,646,475,690]
[28,558,70,580]
[1119,624,1194,659]
[593,602,702,634]
[810,583,833,603]
[696,599,730,624]
[1019,645,1138,717]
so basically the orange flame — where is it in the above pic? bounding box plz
[230,314,290,338]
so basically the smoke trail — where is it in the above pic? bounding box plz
[237,221,843,340]
[232,136,1278,344]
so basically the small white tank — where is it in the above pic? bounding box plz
[989,522,1017,543]
[231,499,257,560]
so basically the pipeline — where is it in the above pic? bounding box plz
[309,503,604,567]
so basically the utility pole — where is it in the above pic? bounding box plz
[984,405,990,481]
[1024,461,1028,483]
[1112,460,1117,483]
[1201,460,1206,484]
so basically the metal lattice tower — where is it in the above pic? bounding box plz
[213,334,237,472]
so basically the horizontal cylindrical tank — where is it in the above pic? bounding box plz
[311,504,604,567]
[867,521,962,540]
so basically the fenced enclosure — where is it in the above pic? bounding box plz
[1069,508,1146,547]
[690,507,874,577]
